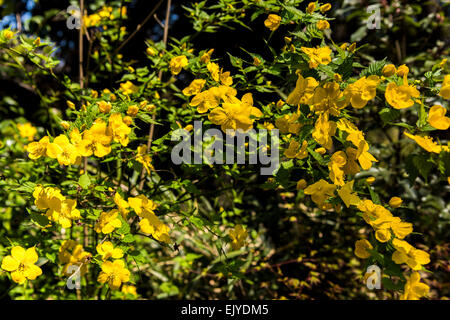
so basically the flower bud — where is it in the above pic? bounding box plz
[389,197,403,208]
[382,64,396,77]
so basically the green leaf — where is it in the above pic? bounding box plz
[367,184,381,204]
[16,181,37,193]
[30,212,49,227]
[412,155,434,181]
[78,173,91,189]
[379,108,400,125]
[122,234,135,243]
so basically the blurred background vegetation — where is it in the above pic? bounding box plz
[0,0,449,299]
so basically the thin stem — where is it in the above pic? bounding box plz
[79,0,85,89]
[138,0,172,191]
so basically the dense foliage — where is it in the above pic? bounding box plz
[0,0,449,300]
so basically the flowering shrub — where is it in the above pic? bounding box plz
[0,0,448,300]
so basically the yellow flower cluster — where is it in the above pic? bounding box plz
[84,6,127,28]
[58,240,91,276]
[187,60,263,134]
[26,114,131,164]
[33,185,81,228]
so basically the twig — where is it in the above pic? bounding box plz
[115,0,165,53]
[138,0,172,191]
[79,0,84,89]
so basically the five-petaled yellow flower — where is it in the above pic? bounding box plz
[97,260,130,290]
[1,246,42,284]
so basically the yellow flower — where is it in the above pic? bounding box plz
[46,198,81,228]
[320,3,332,13]
[286,73,319,106]
[328,151,347,186]
[123,116,133,126]
[304,179,336,208]
[312,112,337,150]
[334,73,342,82]
[126,105,139,117]
[190,86,229,113]
[337,180,361,208]
[275,112,301,134]
[146,47,157,56]
[135,145,154,175]
[312,81,348,115]
[128,194,157,216]
[385,79,420,109]
[354,239,373,259]
[427,105,450,130]
[392,239,430,271]
[208,93,262,133]
[96,241,124,260]
[182,79,206,96]
[317,20,330,30]
[108,113,131,147]
[220,70,233,86]
[366,177,376,184]
[344,75,380,109]
[264,14,281,31]
[382,64,396,77]
[396,64,409,77]
[46,134,80,166]
[119,81,139,95]
[404,132,445,154]
[306,2,316,14]
[207,62,220,82]
[336,118,365,147]
[58,240,90,276]
[389,196,403,208]
[356,140,378,170]
[98,101,112,113]
[301,46,332,69]
[114,192,130,218]
[122,285,138,297]
[315,147,326,155]
[1,246,42,284]
[78,119,112,157]
[139,211,171,243]
[17,123,37,141]
[3,29,15,40]
[296,179,308,190]
[343,147,360,175]
[401,272,430,300]
[60,121,70,130]
[26,136,50,160]
[169,55,188,75]
[439,75,450,99]
[284,140,308,160]
[97,260,130,290]
[33,185,80,228]
[95,210,122,234]
[229,224,248,250]
[200,49,214,63]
